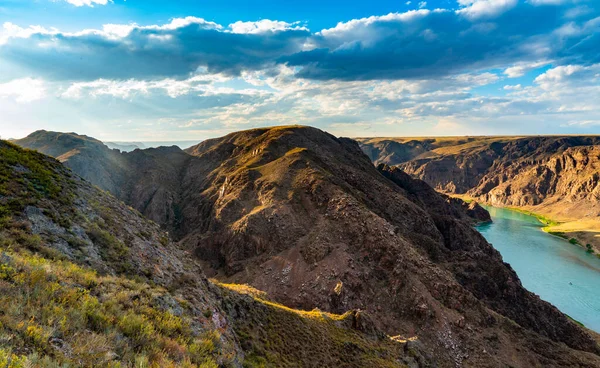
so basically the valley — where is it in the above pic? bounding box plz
[5,1,600,366]
[358,136,600,255]
[9,126,600,367]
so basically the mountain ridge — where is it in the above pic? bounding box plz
[12,126,600,367]
[0,139,426,367]
[358,136,600,253]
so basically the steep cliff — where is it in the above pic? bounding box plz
[0,140,413,367]
[13,127,600,367]
[360,136,600,252]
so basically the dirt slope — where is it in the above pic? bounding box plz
[14,127,600,367]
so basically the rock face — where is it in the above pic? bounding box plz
[1,140,416,367]
[14,131,192,232]
[14,127,600,367]
[473,145,600,217]
[359,136,600,219]
[378,164,492,224]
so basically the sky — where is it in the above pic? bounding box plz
[0,0,599,141]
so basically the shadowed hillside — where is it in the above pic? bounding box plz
[0,140,418,367]
[359,136,600,253]
[13,127,600,367]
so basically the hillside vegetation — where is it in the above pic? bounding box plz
[0,140,416,367]
[12,127,600,367]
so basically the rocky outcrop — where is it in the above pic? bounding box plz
[179,127,600,366]
[14,128,600,367]
[360,136,600,221]
[358,138,435,166]
[1,140,418,367]
[377,164,491,224]
[462,200,493,223]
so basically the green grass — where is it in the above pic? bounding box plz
[216,282,408,368]
[566,314,585,328]
[86,223,132,274]
[506,207,561,227]
[545,230,567,238]
[0,141,68,201]
[0,233,222,367]
[501,207,599,254]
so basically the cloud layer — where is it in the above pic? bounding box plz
[2,1,598,82]
[65,0,110,7]
[1,0,599,140]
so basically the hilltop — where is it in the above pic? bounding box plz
[13,126,600,366]
[0,140,419,367]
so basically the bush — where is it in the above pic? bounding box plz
[0,243,229,367]
[86,224,131,273]
[0,349,27,368]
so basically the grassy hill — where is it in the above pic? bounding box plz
[0,140,416,367]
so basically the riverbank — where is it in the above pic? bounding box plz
[476,206,600,332]
[449,194,600,257]
[504,208,600,258]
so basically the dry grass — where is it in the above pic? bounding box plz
[0,234,223,367]
[216,281,353,322]
[216,282,407,368]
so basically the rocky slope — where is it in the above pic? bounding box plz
[357,137,522,168]
[14,127,600,366]
[14,131,192,232]
[0,140,413,367]
[359,136,600,252]
[182,127,600,366]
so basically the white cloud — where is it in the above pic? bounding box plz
[457,0,518,19]
[534,64,586,85]
[528,0,570,5]
[564,120,600,126]
[503,84,522,90]
[418,1,427,8]
[318,10,432,38]
[229,20,308,34]
[64,0,110,7]
[0,78,46,102]
[0,22,57,45]
[503,61,549,78]
[61,73,250,100]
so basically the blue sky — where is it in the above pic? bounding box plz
[0,0,599,141]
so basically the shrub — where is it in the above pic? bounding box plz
[0,243,230,367]
[0,349,26,368]
[86,224,131,273]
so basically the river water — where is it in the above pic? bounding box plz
[476,207,600,332]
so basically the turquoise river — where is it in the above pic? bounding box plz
[476,207,600,332]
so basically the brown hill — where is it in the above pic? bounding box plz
[14,127,600,367]
[1,140,422,367]
[14,131,191,232]
[359,136,600,252]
